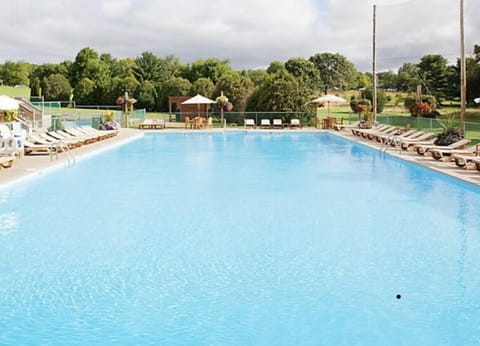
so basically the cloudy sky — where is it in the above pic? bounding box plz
[1,0,478,72]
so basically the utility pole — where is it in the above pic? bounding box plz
[460,0,466,135]
[372,4,377,124]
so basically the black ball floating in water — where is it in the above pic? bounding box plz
[396,294,401,299]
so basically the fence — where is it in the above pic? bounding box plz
[377,114,480,144]
[170,111,313,127]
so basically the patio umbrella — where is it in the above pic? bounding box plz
[0,95,20,111]
[310,94,347,117]
[181,94,215,118]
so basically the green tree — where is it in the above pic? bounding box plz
[0,60,31,86]
[285,57,320,91]
[246,70,310,114]
[158,55,184,82]
[243,69,267,86]
[156,77,192,111]
[417,54,449,100]
[136,80,157,111]
[309,52,357,93]
[214,72,254,112]
[396,62,420,92]
[266,61,285,74]
[74,77,96,104]
[70,47,111,104]
[377,70,397,90]
[108,76,140,104]
[42,74,72,101]
[190,77,215,98]
[355,72,371,89]
[132,51,162,82]
[182,58,232,84]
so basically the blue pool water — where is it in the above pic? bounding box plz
[1,132,480,345]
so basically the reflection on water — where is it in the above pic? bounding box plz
[0,212,19,236]
[0,191,10,205]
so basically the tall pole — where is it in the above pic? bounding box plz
[460,0,466,135]
[372,4,377,124]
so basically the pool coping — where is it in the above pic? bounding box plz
[328,129,480,188]
[2,128,479,189]
[0,129,143,190]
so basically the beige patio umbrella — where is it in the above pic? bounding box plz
[310,94,347,116]
[181,94,216,118]
[310,94,347,128]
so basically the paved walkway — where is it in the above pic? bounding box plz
[1,128,480,188]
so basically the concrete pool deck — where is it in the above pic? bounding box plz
[1,127,480,188]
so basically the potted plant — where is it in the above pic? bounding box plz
[3,109,18,122]
[436,114,464,146]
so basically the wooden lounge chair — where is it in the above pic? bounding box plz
[139,119,154,129]
[447,153,480,169]
[79,126,118,138]
[244,119,256,128]
[334,121,359,131]
[375,129,417,143]
[62,128,99,143]
[382,130,426,146]
[0,155,14,169]
[426,144,479,161]
[365,126,399,141]
[414,138,471,156]
[470,157,480,171]
[47,131,84,148]
[23,140,56,155]
[351,124,388,136]
[272,119,284,129]
[290,119,302,129]
[400,133,436,151]
[260,119,271,129]
[140,119,165,129]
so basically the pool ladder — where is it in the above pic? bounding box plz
[380,135,403,154]
[49,140,76,167]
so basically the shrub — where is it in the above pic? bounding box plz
[361,87,385,113]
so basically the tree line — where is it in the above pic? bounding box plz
[0,45,478,113]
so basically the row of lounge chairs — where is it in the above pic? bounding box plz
[0,137,16,169]
[347,123,480,172]
[139,119,166,129]
[24,126,118,155]
[245,118,302,129]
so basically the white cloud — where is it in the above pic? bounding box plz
[0,0,478,72]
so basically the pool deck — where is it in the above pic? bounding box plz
[1,127,480,188]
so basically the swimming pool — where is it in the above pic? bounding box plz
[1,132,480,344]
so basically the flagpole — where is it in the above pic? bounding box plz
[372,4,377,124]
[460,0,466,135]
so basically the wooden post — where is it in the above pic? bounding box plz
[372,4,377,124]
[460,0,466,134]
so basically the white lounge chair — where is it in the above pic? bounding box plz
[244,119,256,128]
[290,119,302,129]
[272,119,284,129]
[260,119,271,129]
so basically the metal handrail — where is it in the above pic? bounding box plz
[49,140,75,167]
